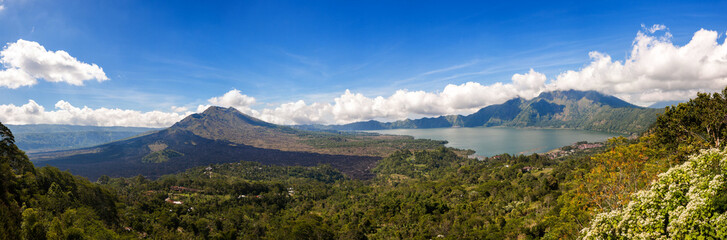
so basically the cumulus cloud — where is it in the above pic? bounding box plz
[4,26,727,127]
[232,27,727,125]
[0,100,187,128]
[194,85,535,125]
[643,24,667,33]
[221,76,546,125]
[257,100,333,125]
[0,67,35,88]
[170,106,188,113]
[206,89,256,112]
[548,28,727,105]
[0,39,109,89]
[511,69,547,98]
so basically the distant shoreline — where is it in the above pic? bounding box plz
[365,127,621,157]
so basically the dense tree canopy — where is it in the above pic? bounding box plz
[0,121,124,240]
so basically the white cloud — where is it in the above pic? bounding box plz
[0,100,187,128]
[227,77,545,125]
[206,89,256,112]
[0,39,109,89]
[548,28,727,105]
[170,106,188,113]
[642,24,667,33]
[195,104,211,113]
[230,27,727,125]
[192,82,541,125]
[0,67,35,88]
[511,69,547,99]
[4,26,727,127]
[257,100,333,125]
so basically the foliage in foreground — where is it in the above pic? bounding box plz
[577,87,727,239]
[582,148,727,239]
[1,122,124,239]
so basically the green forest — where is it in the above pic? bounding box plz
[2,88,727,239]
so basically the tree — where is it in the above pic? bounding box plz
[21,208,47,240]
[0,121,30,239]
[97,175,110,185]
[0,122,35,175]
[578,137,662,212]
[653,87,727,152]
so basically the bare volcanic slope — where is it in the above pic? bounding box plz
[169,106,444,156]
[171,106,311,152]
[32,107,445,180]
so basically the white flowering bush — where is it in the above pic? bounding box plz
[581,148,727,239]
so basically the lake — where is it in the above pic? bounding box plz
[366,127,621,157]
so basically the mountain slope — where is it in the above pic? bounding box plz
[648,100,684,108]
[32,107,445,180]
[170,106,310,152]
[167,106,444,156]
[306,90,662,134]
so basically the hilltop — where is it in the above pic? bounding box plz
[300,90,663,135]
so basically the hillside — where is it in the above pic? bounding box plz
[302,90,663,135]
[6,124,159,153]
[32,107,445,180]
[0,123,124,239]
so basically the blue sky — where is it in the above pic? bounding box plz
[1,0,727,126]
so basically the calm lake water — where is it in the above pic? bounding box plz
[367,127,621,156]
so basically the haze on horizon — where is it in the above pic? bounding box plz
[1,0,727,127]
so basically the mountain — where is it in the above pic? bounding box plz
[170,106,313,153]
[648,100,684,109]
[302,90,663,134]
[31,107,445,180]
[6,124,159,153]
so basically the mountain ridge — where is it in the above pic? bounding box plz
[299,90,662,134]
